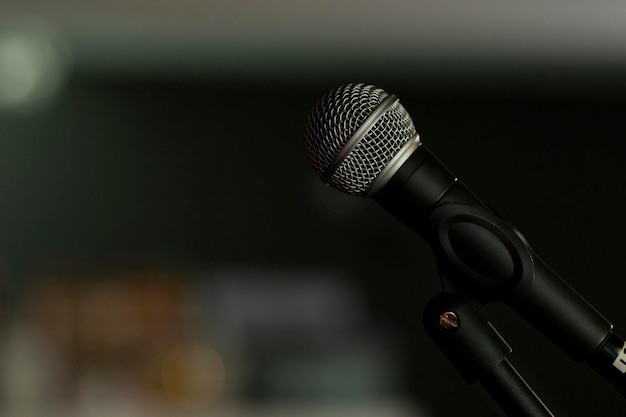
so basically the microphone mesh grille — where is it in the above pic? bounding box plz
[304,83,416,196]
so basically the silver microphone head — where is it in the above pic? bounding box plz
[304,83,420,197]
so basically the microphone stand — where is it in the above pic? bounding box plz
[423,292,555,417]
[374,144,626,412]
[416,198,626,415]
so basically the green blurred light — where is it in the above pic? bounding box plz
[0,22,70,113]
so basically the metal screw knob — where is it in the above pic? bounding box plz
[439,311,460,330]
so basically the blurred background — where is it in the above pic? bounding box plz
[0,1,625,416]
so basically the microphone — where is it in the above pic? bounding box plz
[304,83,626,395]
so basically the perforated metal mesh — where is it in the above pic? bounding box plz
[304,83,417,196]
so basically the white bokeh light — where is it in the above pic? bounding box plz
[0,22,70,112]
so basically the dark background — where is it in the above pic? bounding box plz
[1,4,626,416]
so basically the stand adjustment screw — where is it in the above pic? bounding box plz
[439,311,460,330]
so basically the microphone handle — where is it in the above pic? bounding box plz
[374,145,624,394]
[588,332,626,397]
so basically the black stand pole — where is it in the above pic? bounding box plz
[481,359,553,417]
[424,293,555,417]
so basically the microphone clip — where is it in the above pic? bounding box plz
[426,202,535,303]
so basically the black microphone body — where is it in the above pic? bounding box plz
[374,144,613,362]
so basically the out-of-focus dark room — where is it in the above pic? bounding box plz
[0,2,625,416]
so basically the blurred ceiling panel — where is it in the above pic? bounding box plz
[2,1,626,78]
